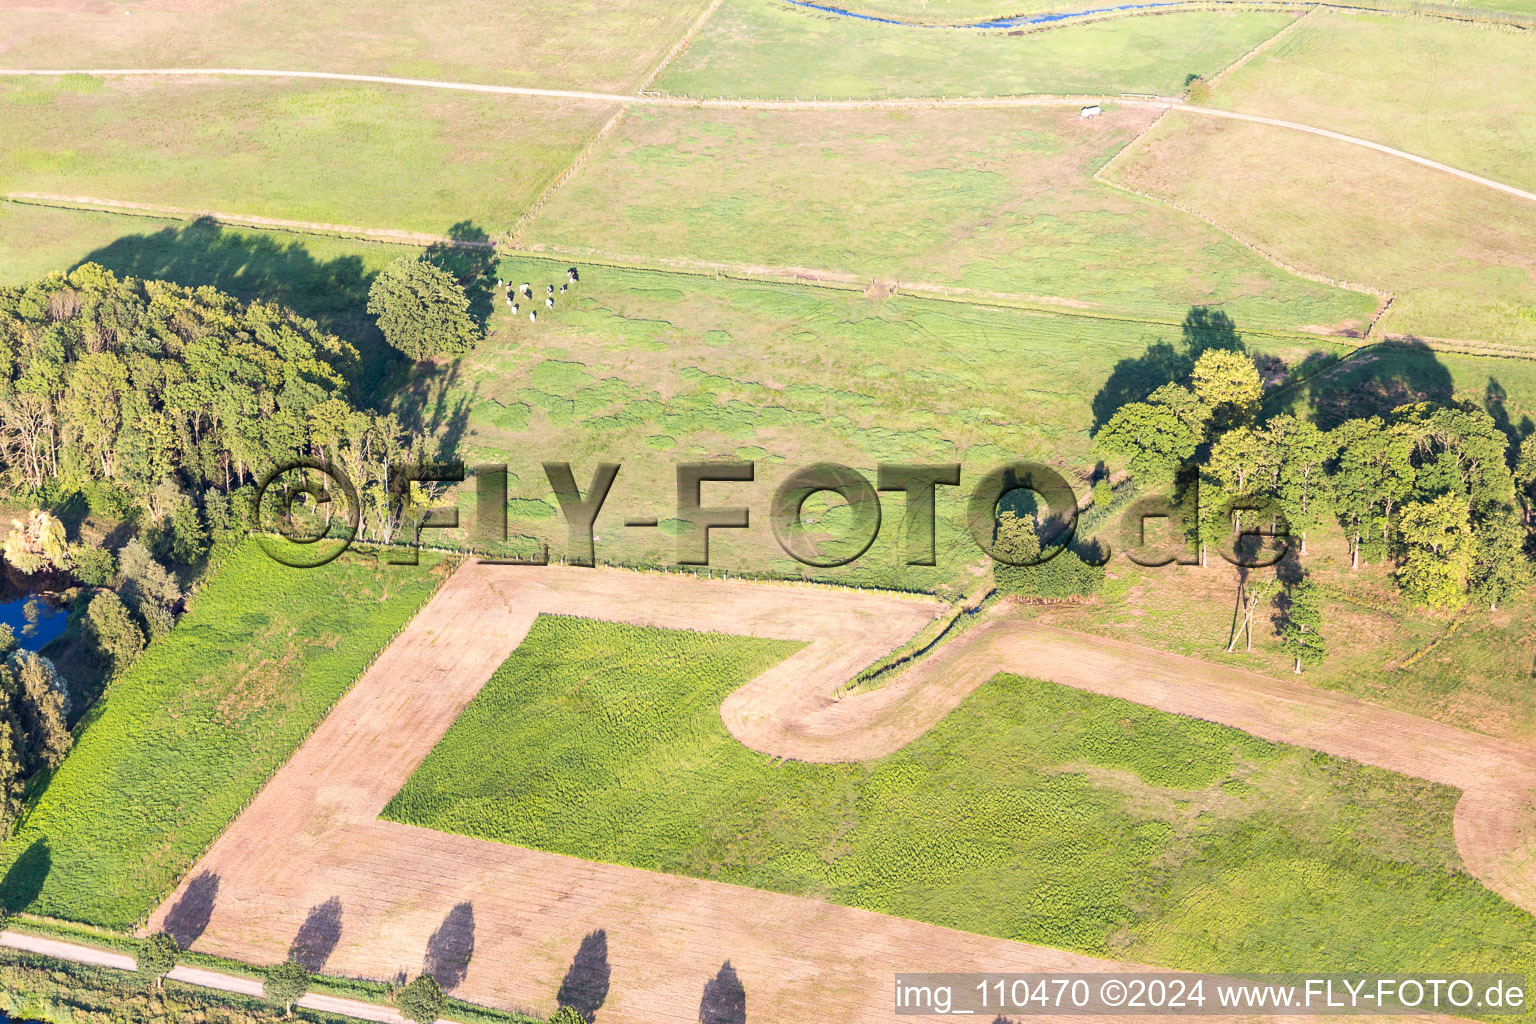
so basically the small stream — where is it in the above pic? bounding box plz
[781,0,1190,28]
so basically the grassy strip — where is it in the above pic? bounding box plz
[0,541,449,927]
[385,616,1536,980]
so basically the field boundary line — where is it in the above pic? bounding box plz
[635,0,727,94]
[1172,104,1536,204]
[507,240,1375,343]
[3,192,493,249]
[506,104,631,247]
[1208,6,1316,87]
[8,67,1533,206]
[0,68,636,102]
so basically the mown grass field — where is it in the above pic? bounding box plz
[525,104,1375,331]
[0,542,445,927]
[0,76,615,236]
[1104,111,1536,348]
[1213,13,1536,193]
[656,2,1293,98]
[0,0,707,93]
[385,615,1536,971]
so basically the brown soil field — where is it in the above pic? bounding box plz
[148,561,1524,1023]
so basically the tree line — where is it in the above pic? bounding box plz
[1092,346,1535,668]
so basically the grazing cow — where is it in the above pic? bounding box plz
[521,282,532,298]
[560,284,567,294]
[546,297,554,309]
[567,268,579,282]
[512,303,519,314]
[529,310,537,322]
[547,284,555,295]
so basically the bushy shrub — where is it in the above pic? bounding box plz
[72,546,116,587]
[396,975,444,1024]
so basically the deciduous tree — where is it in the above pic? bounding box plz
[367,257,479,362]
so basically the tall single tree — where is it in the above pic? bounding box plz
[265,958,311,1018]
[1278,578,1325,673]
[367,257,479,361]
[1396,493,1473,609]
[85,591,145,675]
[396,975,445,1024]
[1190,348,1262,430]
[138,931,180,989]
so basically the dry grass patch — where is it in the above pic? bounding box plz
[1214,12,1536,192]
[1104,110,1536,347]
[524,104,1373,331]
[0,0,709,93]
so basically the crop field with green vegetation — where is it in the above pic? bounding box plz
[0,76,616,235]
[655,2,1294,98]
[385,615,1536,971]
[1212,13,1536,193]
[525,104,1375,332]
[0,0,709,93]
[0,542,445,927]
[1104,112,1536,348]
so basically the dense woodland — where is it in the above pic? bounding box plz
[0,264,458,836]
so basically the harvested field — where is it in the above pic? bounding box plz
[153,562,1536,1023]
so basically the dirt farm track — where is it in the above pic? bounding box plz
[149,561,1536,1024]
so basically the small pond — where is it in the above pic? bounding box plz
[0,596,67,652]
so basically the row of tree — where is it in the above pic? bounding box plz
[1094,348,1533,614]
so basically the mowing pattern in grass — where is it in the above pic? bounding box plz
[1105,112,1536,348]
[525,104,1374,332]
[0,542,445,927]
[0,77,616,236]
[0,0,709,94]
[1214,12,1536,193]
[385,616,1536,971]
[655,1,1294,99]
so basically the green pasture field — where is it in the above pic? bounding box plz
[523,104,1375,332]
[408,251,1348,590]
[654,2,1293,98]
[0,0,708,94]
[0,542,446,927]
[0,76,615,236]
[1104,112,1536,348]
[1213,12,1536,193]
[385,615,1536,971]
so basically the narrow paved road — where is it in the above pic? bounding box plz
[0,930,446,1024]
[0,68,1530,205]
